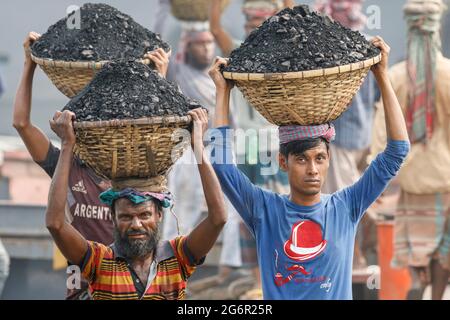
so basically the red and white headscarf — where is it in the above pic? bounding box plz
[242,0,282,20]
[314,0,367,30]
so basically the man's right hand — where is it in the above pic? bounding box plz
[208,56,233,92]
[49,111,77,147]
[23,32,41,66]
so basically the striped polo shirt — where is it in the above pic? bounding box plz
[80,236,203,300]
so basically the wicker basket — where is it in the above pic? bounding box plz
[73,115,192,180]
[171,0,230,21]
[223,54,382,126]
[30,54,152,98]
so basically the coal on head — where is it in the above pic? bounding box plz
[63,60,202,122]
[31,3,170,61]
[224,5,380,73]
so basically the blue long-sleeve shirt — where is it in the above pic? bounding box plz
[211,126,410,300]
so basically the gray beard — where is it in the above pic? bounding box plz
[186,52,210,71]
[114,224,160,260]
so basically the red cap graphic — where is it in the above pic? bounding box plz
[284,220,327,262]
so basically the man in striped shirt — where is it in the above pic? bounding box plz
[45,108,227,300]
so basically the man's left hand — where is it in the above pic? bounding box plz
[144,48,171,78]
[370,36,390,79]
[188,108,209,160]
[49,110,76,147]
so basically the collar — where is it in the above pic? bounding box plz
[110,240,174,264]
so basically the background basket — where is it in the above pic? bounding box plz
[171,0,230,21]
[223,54,382,126]
[30,54,152,98]
[73,115,192,180]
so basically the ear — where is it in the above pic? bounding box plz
[111,213,118,227]
[157,210,163,222]
[278,153,288,172]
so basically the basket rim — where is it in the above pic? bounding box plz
[73,115,192,129]
[223,53,381,81]
[30,53,157,70]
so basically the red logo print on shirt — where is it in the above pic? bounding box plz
[274,220,328,287]
[284,220,327,262]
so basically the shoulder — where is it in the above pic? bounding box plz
[93,241,113,257]
[322,193,341,207]
[328,190,351,209]
[168,236,204,267]
[388,60,407,80]
[437,55,450,76]
[157,239,177,262]
[82,241,114,267]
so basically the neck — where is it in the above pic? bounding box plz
[289,191,321,207]
[188,61,209,72]
[131,251,154,268]
[186,55,209,71]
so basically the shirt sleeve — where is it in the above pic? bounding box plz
[79,241,109,284]
[35,142,60,178]
[209,126,265,235]
[337,139,410,223]
[170,236,204,281]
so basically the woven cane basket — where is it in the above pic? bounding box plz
[73,115,192,180]
[30,54,152,98]
[171,0,230,21]
[223,54,382,126]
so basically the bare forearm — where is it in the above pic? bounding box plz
[209,0,234,56]
[13,62,51,162]
[375,72,409,142]
[46,144,73,229]
[186,150,227,261]
[13,62,36,127]
[197,151,227,226]
[214,87,232,127]
[46,111,87,265]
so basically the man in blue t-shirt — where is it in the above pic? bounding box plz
[207,37,410,300]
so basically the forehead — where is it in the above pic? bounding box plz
[186,32,215,43]
[292,144,329,157]
[115,198,156,214]
[246,16,267,25]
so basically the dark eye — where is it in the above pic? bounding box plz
[119,215,132,221]
[140,212,152,219]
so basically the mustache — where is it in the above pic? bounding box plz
[126,229,150,237]
[114,225,160,259]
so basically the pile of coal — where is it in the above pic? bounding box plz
[32,3,170,61]
[224,5,380,73]
[63,60,201,121]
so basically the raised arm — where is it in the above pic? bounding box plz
[143,48,171,78]
[209,0,234,57]
[209,57,233,127]
[370,36,409,142]
[185,108,227,262]
[46,110,87,266]
[207,57,265,233]
[339,37,410,223]
[13,32,51,163]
